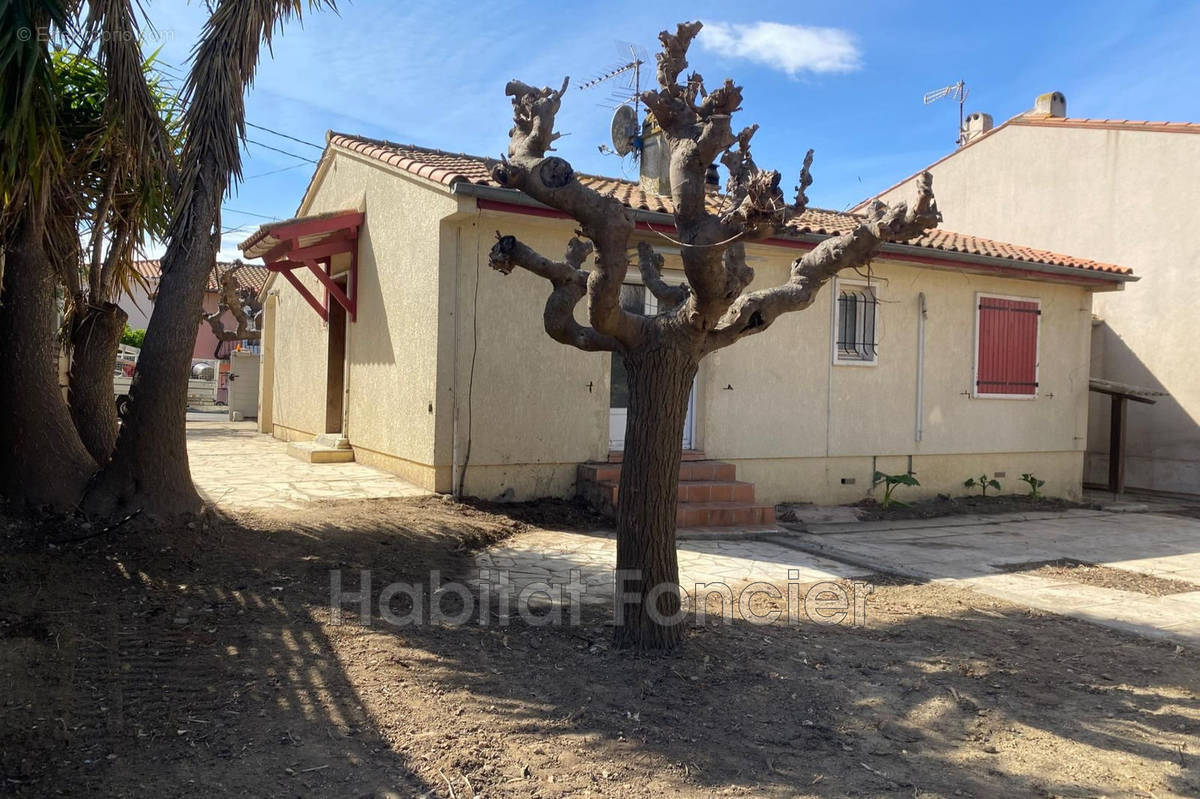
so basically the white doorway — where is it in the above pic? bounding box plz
[608,284,696,452]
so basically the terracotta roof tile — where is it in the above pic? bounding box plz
[130,260,272,294]
[326,133,1132,279]
[1016,116,1200,134]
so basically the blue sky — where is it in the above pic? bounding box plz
[140,0,1200,260]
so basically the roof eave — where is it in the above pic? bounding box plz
[453,182,1132,286]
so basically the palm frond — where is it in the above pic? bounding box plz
[170,0,335,244]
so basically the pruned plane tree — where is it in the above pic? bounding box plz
[489,20,940,650]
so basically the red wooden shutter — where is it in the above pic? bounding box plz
[976,297,1039,396]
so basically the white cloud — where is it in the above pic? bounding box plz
[699,21,862,76]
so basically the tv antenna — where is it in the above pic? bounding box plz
[923,80,968,146]
[579,42,647,157]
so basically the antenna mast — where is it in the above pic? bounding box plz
[923,80,969,146]
[579,42,648,157]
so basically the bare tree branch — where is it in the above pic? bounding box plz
[636,242,689,309]
[202,262,261,343]
[492,78,643,348]
[703,172,940,354]
[489,234,620,352]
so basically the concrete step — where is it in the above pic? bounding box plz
[608,449,707,463]
[676,501,776,528]
[577,457,769,529]
[286,440,355,463]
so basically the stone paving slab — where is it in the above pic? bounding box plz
[187,420,430,512]
[470,529,872,611]
[779,511,1200,648]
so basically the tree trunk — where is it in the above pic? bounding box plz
[0,210,97,510]
[69,302,128,463]
[612,340,697,650]
[82,171,219,519]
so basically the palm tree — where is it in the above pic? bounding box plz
[0,0,98,509]
[85,0,335,517]
[56,2,179,463]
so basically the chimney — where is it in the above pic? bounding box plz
[1031,91,1067,118]
[638,115,671,196]
[961,111,994,144]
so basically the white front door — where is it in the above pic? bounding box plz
[608,284,696,451]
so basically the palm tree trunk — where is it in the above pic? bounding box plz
[82,169,219,517]
[612,343,697,650]
[68,301,127,463]
[0,208,97,509]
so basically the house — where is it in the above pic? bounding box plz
[858,93,1199,496]
[127,260,271,403]
[240,131,1133,518]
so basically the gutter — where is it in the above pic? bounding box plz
[450,182,1135,286]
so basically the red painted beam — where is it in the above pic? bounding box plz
[304,259,354,317]
[265,210,363,243]
[280,268,328,322]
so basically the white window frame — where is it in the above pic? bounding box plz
[972,291,1041,400]
[831,277,880,367]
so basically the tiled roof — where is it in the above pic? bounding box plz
[1013,116,1200,134]
[130,260,272,294]
[327,133,1132,279]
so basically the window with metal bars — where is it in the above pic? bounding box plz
[834,283,878,363]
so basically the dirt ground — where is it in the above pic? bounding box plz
[2,496,1198,798]
[850,493,1085,522]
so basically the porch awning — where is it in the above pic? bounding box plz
[1088,378,1167,405]
[239,209,364,322]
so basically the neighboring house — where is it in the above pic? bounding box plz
[858,93,1199,496]
[241,132,1133,514]
[126,260,271,403]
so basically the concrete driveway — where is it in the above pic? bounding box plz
[186,416,429,512]
[785,509,1200,647]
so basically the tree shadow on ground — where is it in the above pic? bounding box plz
[3,496,1198,798]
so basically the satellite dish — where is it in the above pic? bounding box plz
[610,105,638,156]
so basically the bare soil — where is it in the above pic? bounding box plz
[999,558,1197,596]
[2,496,1198,798]
[853,493,1086,522]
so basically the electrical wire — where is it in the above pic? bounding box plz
[245,138,319,164]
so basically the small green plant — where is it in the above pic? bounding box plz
[1020,472,1045,498]
[964,474,1002,496]
[874,471,920,508]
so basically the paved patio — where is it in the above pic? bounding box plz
[472,509,1200,647]
[473,528,871,607]
[186,417,429,512]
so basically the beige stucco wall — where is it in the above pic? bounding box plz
[873,122,1200,495]
[265,150,1102,505]
[445,212,610,499]
[448,212,1096,504]
[265,150,458,490]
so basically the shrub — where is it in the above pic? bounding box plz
[121,325,146,349]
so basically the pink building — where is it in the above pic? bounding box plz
[126,260,270,402]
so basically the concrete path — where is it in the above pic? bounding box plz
[471,509,1200,647]
[783,509,1200,647]
[186,419,430,512]
[473,528,872,609]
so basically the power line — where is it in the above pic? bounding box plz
[245,163,312,180]
[246,122,324,151]
[222,208,280,221]
[245,138,319,164]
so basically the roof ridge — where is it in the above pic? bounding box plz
[327,131,856,218]
[320,131,1131,278]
